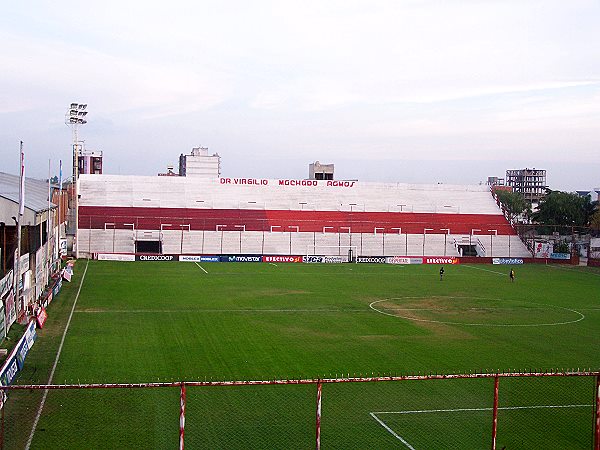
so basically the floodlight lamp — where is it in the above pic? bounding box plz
[70,102,78,109]
[69,117,78,124]
[70,109,78,116]
[78,111,88,117]
[78,104,87,110]
[78,119,87,124]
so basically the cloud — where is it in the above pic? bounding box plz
[1,0,599,184]
[0,30,234,118]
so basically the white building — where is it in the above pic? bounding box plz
[178,147,221,178]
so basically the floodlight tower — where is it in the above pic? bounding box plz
[65,103,88,258]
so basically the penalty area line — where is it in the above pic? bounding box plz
[26,259,90,450]
[369,413,415,450]
[371,403,591,448]
[194,262,208,274]
[369,412,415,450]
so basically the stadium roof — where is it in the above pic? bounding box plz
[0,172,55,225]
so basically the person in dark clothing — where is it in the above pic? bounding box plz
[509,268,515,282]
[439,266,445,281]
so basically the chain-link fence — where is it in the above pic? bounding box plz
[2,371,599,449]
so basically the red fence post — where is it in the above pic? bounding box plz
[491,376,499,450]
[595,375,600,450]
[315,381,322,450]
[180,383,186,450]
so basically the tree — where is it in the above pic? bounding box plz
[494,190,529,222]
[553,240,569,253]
[590,209,600,232]
[532,191,597,230]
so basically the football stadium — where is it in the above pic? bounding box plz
[3,2,600,447]
[1,164,599,449]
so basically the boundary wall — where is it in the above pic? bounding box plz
[94,253,577,265]
[77,229,533,258]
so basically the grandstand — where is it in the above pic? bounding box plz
[77,174,531,258]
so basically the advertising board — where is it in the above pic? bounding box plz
[59,238,67,256]
[42,291,53,308]
[36,307,48,329]
[13,321,37,372]
[4,292,16,331]
[323,256,347,263]
[423,257,459,265]
[0,355,18,386]
[385,256,423,264]
[19,253,30,276]
[385,257,423,265]
[179,255,203,262]
[550,253,570,260]
[179,255,221,262]
[221,255,262,262]
[53,279,62,297]
[24,320,37,350]
[356,256,386,264]
[262,256,302,263]
[492,258,524,265]
[16,338,30,371]
[0,270,12,297]
[98,253,136,262]
[386,256,411,265]
[534,242,551,258]
[135,255,176,261]
[303,256,324,263]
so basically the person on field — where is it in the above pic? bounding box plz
[439,266,445,281]
[509,268,515,282]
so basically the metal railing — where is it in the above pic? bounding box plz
[2,370,599,449]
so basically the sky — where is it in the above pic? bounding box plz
[1,0,599,192]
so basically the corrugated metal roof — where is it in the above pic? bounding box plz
[0,172,56,213]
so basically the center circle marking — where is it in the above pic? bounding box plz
[369,296,585,327]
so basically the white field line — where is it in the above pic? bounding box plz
[462,265,506,276]
[194,262,208,274]
[373,403,592,415]
[269,263,278,267]
[369,298,585,327]
[187,272,429,277]
[75,308,370,313]
[371,403,591,448]
[369,412,416,450]
[383,307,552,311]
[26,259,90,450]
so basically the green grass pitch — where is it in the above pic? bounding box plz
[8,261,600,449]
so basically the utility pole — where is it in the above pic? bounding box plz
[14,142,24,319]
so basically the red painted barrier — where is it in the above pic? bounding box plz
[79,206,517,235]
